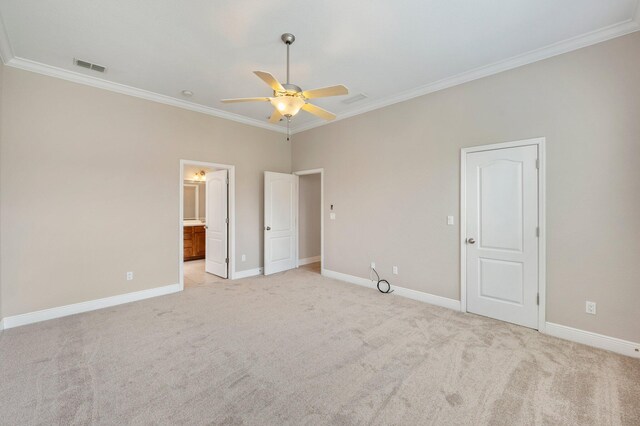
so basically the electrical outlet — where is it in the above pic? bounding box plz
[241,254,246,262]
[447,215,454,225]
[585,301,596,315]
[392,266,398,275]
[126,271,134,281]
[370,262,376,269]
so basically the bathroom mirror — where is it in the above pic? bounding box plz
[183,183,205,220]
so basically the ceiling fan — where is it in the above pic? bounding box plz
[221,33,348,126]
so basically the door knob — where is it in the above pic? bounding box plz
[265,226,271,231]
[467,238,475,244]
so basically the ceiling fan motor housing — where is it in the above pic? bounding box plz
[281,83,302,95]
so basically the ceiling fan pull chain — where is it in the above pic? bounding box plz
[287,117,291,141]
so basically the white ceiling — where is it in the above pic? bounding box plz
[0,0,638,132]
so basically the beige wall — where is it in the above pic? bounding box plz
[1,33,639,344]
[292,32,640,342]
[0,66,290,317]
[298,173,321,260]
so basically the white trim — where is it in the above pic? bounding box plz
[298,256,321,266]
[291,19,640,134]
[234,268,264,279]
[294,169,324,271]
[322,269,461,311]
[460,137,546,332]
[322,268,380,289]
[1,284,180,330]
[391,286,461,311]
[180,160,236,287]
[545,322,640,359]
[5,57,287,134]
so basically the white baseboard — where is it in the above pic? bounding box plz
[298,256,321,266]
[1,283,181,330]
[321,268,461,311]
[234,267,263,279]
[545,322,640,359]
[391,285,461,311]
[322,268,376,289]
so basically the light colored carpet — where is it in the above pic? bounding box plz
[1,265,639,425]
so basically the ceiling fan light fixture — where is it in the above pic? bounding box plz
[270,96,305,117]
[220,32,347,133]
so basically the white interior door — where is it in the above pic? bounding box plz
[264,172,298,275]
[466,145,539,329]
[205,170,228,278]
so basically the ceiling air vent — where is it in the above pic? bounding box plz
[342,93,368,105]
[73,58,107,73]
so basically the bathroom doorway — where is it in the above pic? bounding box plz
[180,160,236,289]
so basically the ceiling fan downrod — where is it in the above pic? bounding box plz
[281,33,295,85]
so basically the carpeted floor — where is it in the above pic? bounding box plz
[1,265,639,425]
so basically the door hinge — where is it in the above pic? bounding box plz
[535,159,540,169]
[536,226,540,237]
[225,257,229,264]
[537,293,540,306]
[225,217,229,224]
[226,178,229,185]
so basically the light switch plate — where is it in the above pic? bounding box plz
[447,216,454,225]
[330,212,336,220]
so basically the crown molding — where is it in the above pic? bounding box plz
[293,17,640,134]
[5,56,287,134]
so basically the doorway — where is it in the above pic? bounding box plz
[460,138,546,330]
[180,160,236,289]
[262,168,324,276]
[296,170,323,274]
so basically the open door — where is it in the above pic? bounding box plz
[264,171,298,275]
[205,170,228,278]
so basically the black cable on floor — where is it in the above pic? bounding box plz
[372,268,393,294]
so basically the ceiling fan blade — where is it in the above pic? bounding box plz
[302,85,348,99]
[254,71,285,92]
[221,97,270,103]
[269,109,284,123]
[301,103,336,121]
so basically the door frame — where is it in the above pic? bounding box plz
[460,138,546,332]
[293,168,324,269]
[179,159,236,289]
